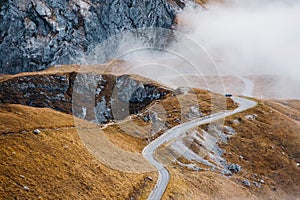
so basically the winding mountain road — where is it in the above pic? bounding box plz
[142,97,257,200]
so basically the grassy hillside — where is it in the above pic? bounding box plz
[162,100,300,199]
[0,104,156,200]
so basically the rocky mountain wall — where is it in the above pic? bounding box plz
[0,0,182,74]
[0,70,172,123]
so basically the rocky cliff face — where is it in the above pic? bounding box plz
[0,0,180,74]
[0,68,171,123]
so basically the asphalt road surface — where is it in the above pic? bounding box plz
[142,97,257,200]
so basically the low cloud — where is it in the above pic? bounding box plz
[178,0,300,80]
[87,0,300,98]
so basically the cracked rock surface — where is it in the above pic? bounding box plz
[0,0,178,74]
[0,70,171,123]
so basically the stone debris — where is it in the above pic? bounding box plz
[242,180,251,187]
[146,176,153,181]
[33,129,41,134]
[245,114,257,120]
[176,161,202,171]
[233,119,240,124]
[142,112,160,123]
[227,163,242,173]
[174,118,181,123]
[170,125,242,175]
[143,115,150,122]
[282,102,289,106]
[187,106,204,119]
[253,182,262,188]
[224,126,236,135]
[23,186,29,191]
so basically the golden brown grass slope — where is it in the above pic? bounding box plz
[0,104,157,200]
[264,99,300,122]
[162,100,300,200]
[0,60,131,82]
[220,100,300,199]
[102,88,236,153]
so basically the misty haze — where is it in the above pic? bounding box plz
[0,0,299,200]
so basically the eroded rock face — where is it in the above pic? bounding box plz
[0,0,178,74]
[0,74,73,112]
[0,72,171,123]
[73,73,170,123]
[116,75,164,103]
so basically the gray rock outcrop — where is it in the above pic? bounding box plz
[0,70,172,123]
[227,163,242,173]
[0,0,180,74]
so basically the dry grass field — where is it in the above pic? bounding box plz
[0,104,157,200]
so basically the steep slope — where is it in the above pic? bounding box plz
[0,104,157,200]
[0,64,172,124]
[1,68,299,199]
[100,87,236,154]
[159,100,300,199]
[265,99,300,122]
[0,0,178,74]
[0,67,236,199]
